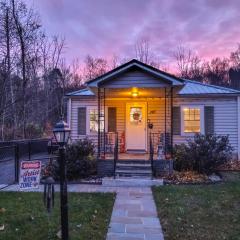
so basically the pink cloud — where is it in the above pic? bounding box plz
[25,0,240,67]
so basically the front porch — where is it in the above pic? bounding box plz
[95,87,174,161]
[94,87,175,178]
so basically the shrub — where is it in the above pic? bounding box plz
[173,134,233,175]
[44,138,97,180]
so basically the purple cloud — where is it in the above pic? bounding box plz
[26,0,240,68]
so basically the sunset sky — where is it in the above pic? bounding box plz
[26,0,240,67]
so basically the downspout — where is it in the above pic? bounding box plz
[67,98,71,129]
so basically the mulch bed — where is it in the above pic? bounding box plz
[163,171,213,185]
[217,160,240,171]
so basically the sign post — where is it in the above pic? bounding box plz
[19,161,41,190]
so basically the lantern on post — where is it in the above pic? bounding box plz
[53,119,71,240]
[53,120,71,147]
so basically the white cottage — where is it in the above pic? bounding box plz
[66,59,240,177]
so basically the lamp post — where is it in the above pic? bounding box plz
[53,119,71,240]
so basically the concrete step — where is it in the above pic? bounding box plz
[115,159,153,178]
[116,160,150,164]
[116,163,151,167]
[116,166,151,171]
[116,169,152,174]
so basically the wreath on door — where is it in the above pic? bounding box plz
[133,112,140,120]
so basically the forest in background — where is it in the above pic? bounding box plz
[1,0,240,141]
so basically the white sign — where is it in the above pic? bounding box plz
[19,161,41,190]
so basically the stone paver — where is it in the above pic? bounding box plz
[1,184,164,240]
[107,187,164,240]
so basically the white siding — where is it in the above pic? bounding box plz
[101,70,169,88]
[69,96,238,154]
[173,97,238,152]
[71,98,98,144]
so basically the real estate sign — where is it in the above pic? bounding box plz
[19,161,41,190]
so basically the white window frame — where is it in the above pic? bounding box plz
[86,106,108,135]
[180,105,205,136]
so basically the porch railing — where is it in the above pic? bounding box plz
[98,132,118,159]
[113,133,118,178]
[148,132,172,160]
[149,133,154,177]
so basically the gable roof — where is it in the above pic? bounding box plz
[87,59,184,87]
[179,79,240,95]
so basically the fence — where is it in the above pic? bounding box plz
[0,145,18,186]
[0,138,50,160]
[0,138,56,188]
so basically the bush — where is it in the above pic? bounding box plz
[65,139,96,179]
[173,134,233,175]
[43,138,97,180]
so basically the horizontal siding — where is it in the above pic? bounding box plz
[173,97,238,151]
[71,98,98,145]
[101,70,169,88]
[70,96,238,153]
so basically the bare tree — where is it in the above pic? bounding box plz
[173,45,203,81]
[230,43,240,69]
[204,58,230,86]
[83,55,108,81]
[135,38,150,64]
[11,0,41,137]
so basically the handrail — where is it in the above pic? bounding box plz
[149,133,154,177]
[113,132,118,179]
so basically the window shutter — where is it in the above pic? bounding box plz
[108,107,116,132]
[172,106,181,135]
[78,107,86,135]
[204,106,214,134]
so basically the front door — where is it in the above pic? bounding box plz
[126,102,147,151]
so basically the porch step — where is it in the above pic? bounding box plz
[115,160,152,178]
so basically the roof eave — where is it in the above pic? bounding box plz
[177,93,240,97]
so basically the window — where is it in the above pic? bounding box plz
[88,107,104,134]
[181,106,203,134]
[89,109,98,133]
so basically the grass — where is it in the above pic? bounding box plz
[153,182,240,240]
[0,191,115,240]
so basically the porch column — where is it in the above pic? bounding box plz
[97,87,100,159]
[170,86,173,155]
[164,87,166,158]
[97,87,106,159]
[238,96,240,160]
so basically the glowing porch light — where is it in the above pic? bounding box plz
[131,87,139,97]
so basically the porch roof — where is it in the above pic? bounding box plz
[86,59,184,88]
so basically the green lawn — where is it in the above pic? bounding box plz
[153,182,240,240]
[0,191,115,240]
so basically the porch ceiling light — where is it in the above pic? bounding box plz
[131,87,139,97]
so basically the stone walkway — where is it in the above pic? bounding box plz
[107,187,164,240]
[1,184,164,240]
